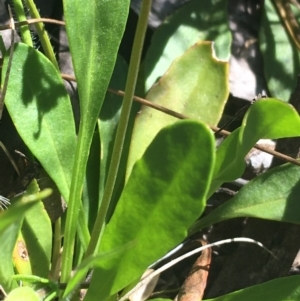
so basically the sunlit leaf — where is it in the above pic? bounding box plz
[144,0,231,91]
[127,41,228,178]
[191,162,300,233]
[86,120,215,301]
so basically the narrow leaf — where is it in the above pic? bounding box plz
[61,0,130,281]
[21,180,52,277]
[191,162,300,233]
[0,190,51,292]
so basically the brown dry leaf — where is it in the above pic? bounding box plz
[175,240,212,301]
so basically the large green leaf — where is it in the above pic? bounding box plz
[205,276,300,301]
[144,0,231,91]
[61,0,130,280]
[190,162,300,233]
[2,43,76,202]
[85,120,215,301]
[209,98,300,195]
[259,0,300,101]
[127,41,228,178]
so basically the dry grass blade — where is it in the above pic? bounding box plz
[0,17,65,31]
[0,141,20,176]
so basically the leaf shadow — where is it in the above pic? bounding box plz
[20,45,67,139]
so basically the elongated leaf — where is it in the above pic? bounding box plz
[2,43,76,202]
[259,0,300,101]
[61,0,130,280]
[0,190,51,292]
[98,55,128,204]
[62,242,134,301]
[205,276,300,301]
[21,180,52,277]
[85,120,215,301]
[0,223,21,292]
[191,162,300,233]
[144,0,231,91]
[127,41,228,178]
[209,98,300,195]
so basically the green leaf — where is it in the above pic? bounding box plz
[190,162,300,233]
[209,98,300,195]
[144,0,231,91]
[205,276,300,301]
[2,43,76,202]
[5,286,39,301]
[85,120,215,301]
[62,242,134,301]
[0,223,21,292]
[259,0,300,101]
[0,190,51,292]
[127,41,228,178]
[98,55,128,203]
[21,180,52,278]
[61,0,130,281]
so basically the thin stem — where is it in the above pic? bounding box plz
[11,0,33,46]
[85,0,153,258]
[25,0,59,70]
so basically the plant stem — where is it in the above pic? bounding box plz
[11,0,33,46]
[25,0,59,70]
[85,0,152,258]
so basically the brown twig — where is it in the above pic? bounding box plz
[0,17,65,31]
[60,73,300,167]
[175,240,212,301]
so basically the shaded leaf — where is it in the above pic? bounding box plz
[205,276,300,301]
[86,120,215,301]
[259,0,300,101]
